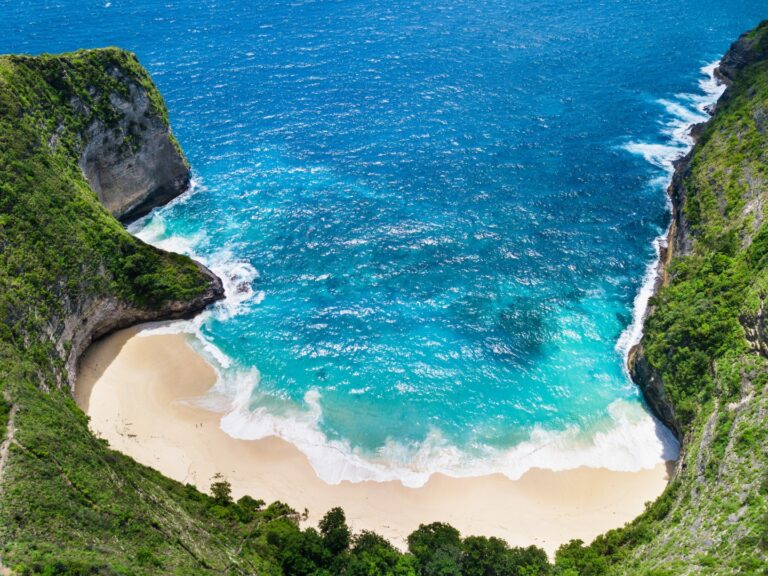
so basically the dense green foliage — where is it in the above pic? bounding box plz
[1,21,767,573]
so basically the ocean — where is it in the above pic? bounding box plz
[3,0,764,487]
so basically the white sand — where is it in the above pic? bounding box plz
[76,328,672,555]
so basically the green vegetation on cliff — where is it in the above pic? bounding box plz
[1,21,767,575]
[0,48,227,573]
[583,22,768,575]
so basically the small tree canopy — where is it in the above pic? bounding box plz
[209,473,233,506]
[319,506,352,556]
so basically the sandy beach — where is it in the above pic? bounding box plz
[76,327,672,555]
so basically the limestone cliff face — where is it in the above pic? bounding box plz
[0,48,224,389]
[77,67,191,222]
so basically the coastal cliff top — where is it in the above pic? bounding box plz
[0,48,173,139]
[717,20,768,83]
[0,47,230,573]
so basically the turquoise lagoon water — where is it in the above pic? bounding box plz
[3,1,765,486]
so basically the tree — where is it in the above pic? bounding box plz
[554,540,608,576]
[209,473,232,506]
[461,536,552,576]
[237,494,265,511]
[507,545,551,576]
[461,536,511,576]
[407,522,462,576]
[348,530,418,576]
[265,518,328,575]
[319,507,352,557]
[235,494,265,523]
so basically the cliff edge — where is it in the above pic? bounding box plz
[8,50,193,223]
[716,23,768,85]
[606,20,768,574]
[0,48,238,573]
[0,49,223,392]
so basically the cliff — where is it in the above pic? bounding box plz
[77,63,192,223]
[716,23,768,85]
[626,135,701,441]
[597,20,768,574]
[0,49,252,573]
[629,21,768,443]
[0,49,223,391]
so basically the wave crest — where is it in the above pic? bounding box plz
[617,61,726,359]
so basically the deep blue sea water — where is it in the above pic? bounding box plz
[3,1,764,486]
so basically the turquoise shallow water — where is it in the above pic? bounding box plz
[3,1,765,486]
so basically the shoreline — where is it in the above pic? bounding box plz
[618,61,725,363]
[624,61,727,445]
[77,327,672,555]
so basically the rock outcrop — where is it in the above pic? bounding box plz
[66,56,223,385]
[740,297,768,358]
[715,21,768,84]
[0,48,235,572]
[627,344,682,439]
[78,65,191,222]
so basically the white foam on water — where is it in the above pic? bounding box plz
[614,233,667,358]
[617,61,725,360]
[217,371,678,487]
[126,67,729,487]
[130,180,263,369]
[622,142,687,173]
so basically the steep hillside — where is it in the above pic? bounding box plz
[589,22,768,575]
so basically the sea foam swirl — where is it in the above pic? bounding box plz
[128,63,725,488]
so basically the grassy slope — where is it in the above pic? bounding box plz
[580,23,768,576]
